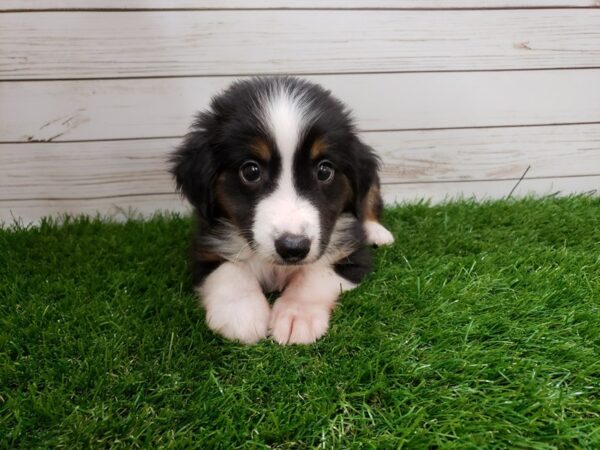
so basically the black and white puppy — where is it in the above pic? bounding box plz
[171,77,393,345]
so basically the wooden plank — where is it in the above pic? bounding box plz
[0,139,175,200]
[3,70,600,143]
[383,179,516,204]
[2,10,600,80]
[2,124,597,223]
[2,1,598,11]
[3,176,598,225]
[0,194,189,227]
[1,124,599,202]
[370,125,600,183]
[510,175,599,198]
[382,176,600,204]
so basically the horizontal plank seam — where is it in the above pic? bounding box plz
[2,174,599,202]
[0,192,178,202]
[364,121,600,134]
[2,6,599,13]
[3,66,600,84]
[4,121,600,145]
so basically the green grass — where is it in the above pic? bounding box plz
[1,196,599,448]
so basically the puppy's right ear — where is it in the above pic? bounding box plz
[170,128,217,220]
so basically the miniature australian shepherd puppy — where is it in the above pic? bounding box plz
[171,76,394,345]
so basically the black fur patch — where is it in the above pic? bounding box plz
[334,246,373,285]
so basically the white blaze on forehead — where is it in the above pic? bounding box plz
[252,83,322,263]
[264,88,307,159]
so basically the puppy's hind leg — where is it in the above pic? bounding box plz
[362,182,394,246]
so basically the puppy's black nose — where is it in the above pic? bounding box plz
[275,233,311,263]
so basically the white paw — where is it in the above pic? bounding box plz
[364,220,394,246]
[203,291,271,344]
[269,297,331,345]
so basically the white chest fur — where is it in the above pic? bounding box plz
[242,255,312,293]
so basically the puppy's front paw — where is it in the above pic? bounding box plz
[364,220,394,246]
[204,292,271,344]
[269,297,331,345]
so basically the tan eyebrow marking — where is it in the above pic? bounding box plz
[310,136,327,160]
[251,138,272,161]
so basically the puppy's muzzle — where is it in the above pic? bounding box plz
[275,233,311,263]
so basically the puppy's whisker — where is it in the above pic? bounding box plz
[232,242,252,263]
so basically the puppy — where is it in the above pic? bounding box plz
[171,77,393,345]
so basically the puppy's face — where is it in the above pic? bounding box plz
[172,78,378,265]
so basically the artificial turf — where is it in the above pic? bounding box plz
[1,196,599,448]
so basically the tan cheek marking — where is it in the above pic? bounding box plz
[195,249,225,263]
[251,138,272,162]
[310,137,327,160]
[339,175,354,211]
[215,173,238,224]
[362,183,381,221]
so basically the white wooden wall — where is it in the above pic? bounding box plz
[1,1,599,224]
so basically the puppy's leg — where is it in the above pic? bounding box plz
[269,264,355,345]
[362,181,394,246]
[364,221,394,246]
[198,262,270,344]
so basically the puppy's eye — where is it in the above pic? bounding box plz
[316,160,335,183]
[239,160,262,184]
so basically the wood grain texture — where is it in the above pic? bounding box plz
[2,10,600,80]
[1,124,599,200]
[383,176,600,204]
[3,177,598,225]
[0,139,174,200]
[2,1,599,10]
[1,124,598,223]
[3,70,600,143]
[2,2,598,223]
[0,194,189,226]
[370,125,600,183]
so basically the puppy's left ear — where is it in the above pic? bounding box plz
[170,125,218,221]
[349,137,381,219]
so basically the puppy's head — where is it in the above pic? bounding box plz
[171,77,379,265]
